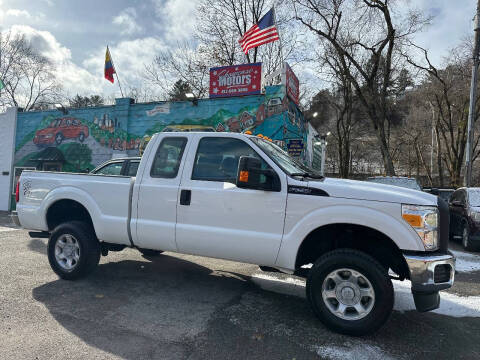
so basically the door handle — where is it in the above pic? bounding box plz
[180,189,191,205]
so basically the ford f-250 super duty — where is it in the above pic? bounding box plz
[13,132,455,335]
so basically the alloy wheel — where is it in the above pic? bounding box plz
[321,268,375,321]
[54,234,81,271]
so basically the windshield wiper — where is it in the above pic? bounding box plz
[290,172,324,179]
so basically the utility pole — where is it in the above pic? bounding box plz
[465,0,480,187]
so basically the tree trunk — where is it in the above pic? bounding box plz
[435,125,444,187]
[373,119,396,175]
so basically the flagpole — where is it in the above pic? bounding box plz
[115,73,125,98]
[273,3,285,66]
[108,45,125,98]
[272,3,285,85]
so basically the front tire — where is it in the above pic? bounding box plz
[48,221,100,280]
[306,249,393,336]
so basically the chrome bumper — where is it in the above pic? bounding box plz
[403,252,455,312]
[11,211,21,227]
[403,252,455,292]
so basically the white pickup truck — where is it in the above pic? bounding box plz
[13,132,455,335]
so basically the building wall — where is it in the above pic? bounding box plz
[0,108,17,211]
[12,85,309,209]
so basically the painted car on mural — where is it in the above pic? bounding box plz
[14,132,455,337]
[33,117,89,146]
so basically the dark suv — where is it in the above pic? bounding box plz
[449,187,480,251]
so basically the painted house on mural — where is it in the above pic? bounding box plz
[1,82,315,211]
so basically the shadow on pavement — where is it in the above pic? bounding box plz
[32,254,254,359]
[31,253,480,359]
[28,238,47,255]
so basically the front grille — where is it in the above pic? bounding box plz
[434,264,452,283]
[437,197,450,253]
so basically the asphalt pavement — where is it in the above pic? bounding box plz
[0,212,479,359]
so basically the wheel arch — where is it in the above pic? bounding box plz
[46,199,97,239]
[294,223,410,279]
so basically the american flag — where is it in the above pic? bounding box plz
[239,8,279,54]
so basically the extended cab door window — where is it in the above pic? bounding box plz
[151,137,188,178]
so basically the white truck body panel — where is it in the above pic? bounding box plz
[16,132,434,271]
[17,172,132,245]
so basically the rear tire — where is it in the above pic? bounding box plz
[139,248,163,256]
[306,249,393,336]
[48,221,100,280]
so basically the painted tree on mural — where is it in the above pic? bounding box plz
[59,143,93,172]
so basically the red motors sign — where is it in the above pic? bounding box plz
[209,63,262,98]
[284,63,299,105]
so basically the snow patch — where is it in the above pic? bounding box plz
[315,343,395,360]
[393,280,480,317]
[252,273,480,318]
[0,226,19,232]
[451,250,480,273]
[251,273,306,298]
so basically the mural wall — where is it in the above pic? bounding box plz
[14,85,309,174]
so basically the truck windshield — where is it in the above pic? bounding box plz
[250,137,322,178]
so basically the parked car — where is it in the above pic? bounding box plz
[449,187,480,251]
[33,117,89,145]
[13,132,455,336]
[424,188,455,203]
[91,157,141,177]
[366,176,422,191]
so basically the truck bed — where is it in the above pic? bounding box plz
[16,171,133,245]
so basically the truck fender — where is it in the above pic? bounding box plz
[275,205,424,270]
[41,186,103,235]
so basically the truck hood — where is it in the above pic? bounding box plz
[304,177,437,206]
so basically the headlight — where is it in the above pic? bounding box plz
[401,204,439,251]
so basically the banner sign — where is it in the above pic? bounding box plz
[287,139,304,157]
[284,63,300,105]
[209,63,262,98]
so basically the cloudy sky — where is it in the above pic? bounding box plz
[0,0,476,100]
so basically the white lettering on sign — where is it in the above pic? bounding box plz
[218,69,252,88]
[146,104,170,116]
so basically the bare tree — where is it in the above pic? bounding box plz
[196,0,297,72]
[292,0,429,175]
[310,46,366,178]
[404,42,480,187]
[0,31,61,111]
[144,1,302,97]
[144,42,210,99]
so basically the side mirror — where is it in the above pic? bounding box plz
[430,188,439,195]
[236,156,281,192]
